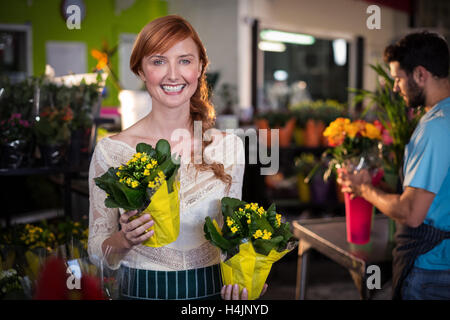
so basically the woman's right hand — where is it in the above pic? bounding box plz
[119,210,155,248]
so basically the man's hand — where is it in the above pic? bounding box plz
[337,168,372,198]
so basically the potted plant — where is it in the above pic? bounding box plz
[255,111,296,147]
[34,105,73,167]
[0,77,36,169]
[322,117,384,244]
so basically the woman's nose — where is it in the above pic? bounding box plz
[166,63,180,81]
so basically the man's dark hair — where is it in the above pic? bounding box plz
[384,31,449,78]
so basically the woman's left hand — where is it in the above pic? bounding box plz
[221,283,268,300]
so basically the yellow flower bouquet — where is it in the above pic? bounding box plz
[204,197,297,300]
[94,140,180,247]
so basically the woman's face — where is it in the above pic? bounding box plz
[139,37,202,110]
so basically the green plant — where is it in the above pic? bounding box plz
[290,99,347,127]
[34,105,73,146]
[204,197,295,256]
[349,63,422,173]
[94,140,180,211]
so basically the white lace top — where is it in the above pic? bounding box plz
[88,133,245,271]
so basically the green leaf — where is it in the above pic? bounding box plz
[155,139,171,163]
[204,217,234,251]
[253,236,284,256]
[221,197,246,219]
[136,142,157,158]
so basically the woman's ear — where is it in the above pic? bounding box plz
[198,62,203,78]
[138,69,146,82]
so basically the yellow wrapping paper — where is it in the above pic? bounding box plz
[132,179,180,247]
[220,241,290,300]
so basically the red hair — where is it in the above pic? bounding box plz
[130,15,232,188]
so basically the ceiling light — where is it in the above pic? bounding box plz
[260,29,315,45]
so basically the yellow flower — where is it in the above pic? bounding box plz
[141,155,148,162]
[131,181,139,188]
[230,226,238,233]
[144,169,150,176]
[253,229,263,239]
[262,229,272,240]
[247,218,251,224]
[116,171,121,177]
[275,214,282,227]
[135,153,142,158]
[226,217,234,227]
[257,207,265,216]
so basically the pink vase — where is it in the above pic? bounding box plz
[344,193,373,244]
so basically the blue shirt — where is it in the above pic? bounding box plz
[403,97,450,270]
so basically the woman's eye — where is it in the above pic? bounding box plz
[152,59,164,65]
[180,59,191,65]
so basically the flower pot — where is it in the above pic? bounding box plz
[344,193,374,244]
[39,144,67,167]
[304,119,324,148]
[255,117,296,147]
[0,140,32,169]
[279,117,296,147]
[310,173,332,204]
[294,127,305,146]
[297,173,311,203]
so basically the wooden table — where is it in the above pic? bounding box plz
[293,214,395,300]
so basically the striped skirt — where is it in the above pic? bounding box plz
[119,264,223,300]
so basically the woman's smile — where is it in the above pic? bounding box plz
[161,84,186,94]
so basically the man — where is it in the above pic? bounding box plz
[338,31,450,299]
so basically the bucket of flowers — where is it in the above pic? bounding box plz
[94,139,181,247]
[34,105,74,167]
[322,117,384,244]
[204,197,297,300]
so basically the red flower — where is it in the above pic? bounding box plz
[33,257,105,300]
[33,257,69,300]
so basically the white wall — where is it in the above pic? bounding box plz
[169,0,410,110]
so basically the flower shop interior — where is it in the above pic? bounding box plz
[1,0,449,301]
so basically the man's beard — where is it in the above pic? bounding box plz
[405,76,425,109]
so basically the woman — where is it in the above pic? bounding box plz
[88,15,260,300]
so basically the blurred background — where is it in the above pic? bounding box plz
[0,0,449,300]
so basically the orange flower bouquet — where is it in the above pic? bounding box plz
[322,117,383,175]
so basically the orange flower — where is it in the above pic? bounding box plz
[362,122,382,140]
[91,49,108,70]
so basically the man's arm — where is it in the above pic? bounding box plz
[359,184,435,228]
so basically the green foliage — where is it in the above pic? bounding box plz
[290,99,347,127]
